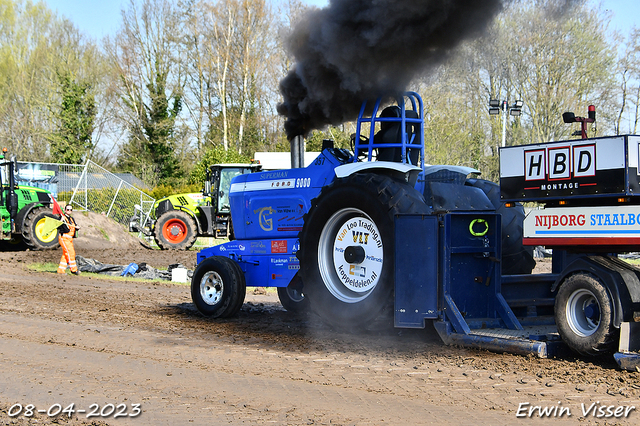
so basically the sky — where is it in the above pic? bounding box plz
[40,0,638,150]
[45,0,330,40]
[43,0,637,41]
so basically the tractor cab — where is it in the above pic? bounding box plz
[205,163,263,214]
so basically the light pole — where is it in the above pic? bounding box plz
[489,99,523,147]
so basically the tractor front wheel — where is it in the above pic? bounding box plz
[22,206,60,250]
[154,210,198,250]
[191,256,246,318]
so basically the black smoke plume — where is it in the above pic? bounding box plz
[277,0,503,139]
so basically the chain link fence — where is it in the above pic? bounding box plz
[68,161,155,227]
[16,160,155,230]
[16,161,84,200]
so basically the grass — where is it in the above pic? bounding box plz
[28,262,59,273]
[26,262,278,294]
[99,227,110,241]
[134,234,229,250]
[25,262,187,284]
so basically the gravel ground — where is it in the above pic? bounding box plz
[0,214,639,425]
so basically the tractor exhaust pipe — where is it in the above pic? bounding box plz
[290,134,305,168]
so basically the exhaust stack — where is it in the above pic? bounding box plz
[290,135,305,169]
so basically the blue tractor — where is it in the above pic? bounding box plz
[192,92,535,330]
[190,95,640,368]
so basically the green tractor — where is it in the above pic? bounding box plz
[130,163,262,250]
[1,148,60,250]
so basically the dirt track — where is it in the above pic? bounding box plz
[1,217,640,424]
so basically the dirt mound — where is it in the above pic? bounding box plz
[72,210,144,250]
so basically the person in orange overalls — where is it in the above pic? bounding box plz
[58,204,81,275]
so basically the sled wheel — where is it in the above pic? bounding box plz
[298,173,429,329]
[154,210,197,250]
[277,274,309,313]
[466,178,535,275]
[191,256,246,318]
[555,273,617,356]
[22,206,60,250]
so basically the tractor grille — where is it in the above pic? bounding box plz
[20,189,33,201]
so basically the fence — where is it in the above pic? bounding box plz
[15,161,85,200]
[69,161,155,228]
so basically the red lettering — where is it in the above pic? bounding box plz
[577,214,585,226]
[535,216,543,227]
[560,215,568,226]
[568,215,577,226]
[552,216,559,227]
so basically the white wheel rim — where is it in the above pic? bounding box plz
[566,288,600,337]
[318,208,384,303]
[200,271,224,305]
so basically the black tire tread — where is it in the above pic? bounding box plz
[226,258,247,316]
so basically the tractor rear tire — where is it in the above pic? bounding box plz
[22,206,60,250]
[154,210,198,250]
[466,178,535,275]
[191,256,246,318]
[298,173,430,330]
[554,273,617,356]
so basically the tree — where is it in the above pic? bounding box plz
[48,71,95,164]
[616,27,640,134]
[107,0,184,186]
[231,0,272,154]
[183,0,276,155]
[504,0,616,143]
[415,0,617,181]
[0,0,104,163]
